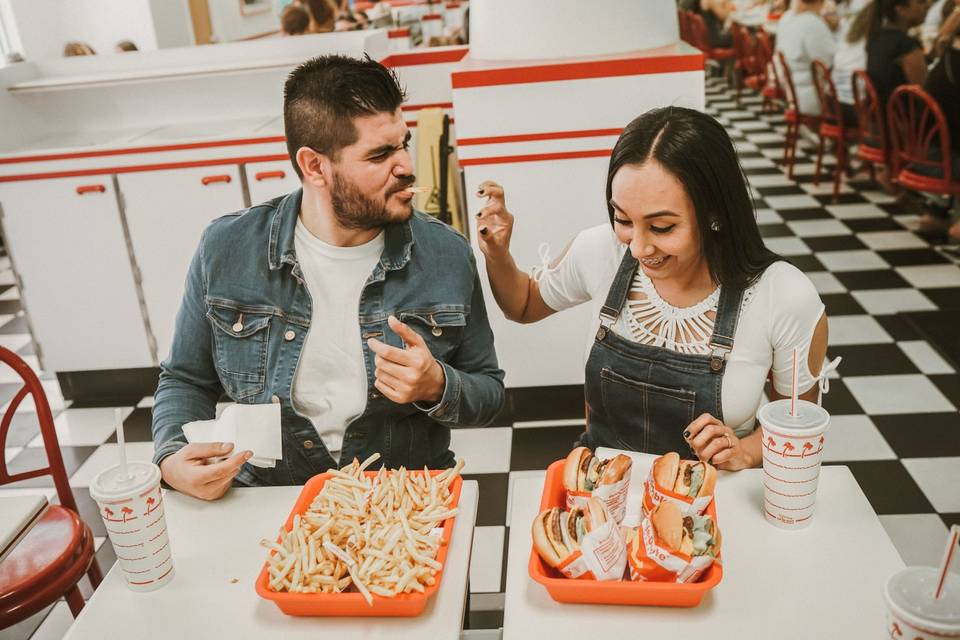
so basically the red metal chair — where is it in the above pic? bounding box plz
[731,23,765,104]
[688,11,736,74]
[0,347,103,627]
[811,60,860,201]
[887,84,960,196]
[678,10,692,45]
[755,29,783,112]
[777,51,821,178]
[851,70,888,183]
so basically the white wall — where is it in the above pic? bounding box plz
[148,0,194,49]
[207,0,280,43]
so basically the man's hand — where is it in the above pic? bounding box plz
[159,442,252,501]
[367,315,446,405]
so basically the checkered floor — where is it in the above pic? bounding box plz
[3,77,960,639]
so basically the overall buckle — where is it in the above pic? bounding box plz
[709,346,729,372]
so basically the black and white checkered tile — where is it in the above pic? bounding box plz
[3,77,960,639]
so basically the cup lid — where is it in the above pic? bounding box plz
[89,461,160,502]
[757,399,830,434]
[886,567,960,629]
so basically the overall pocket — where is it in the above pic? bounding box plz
[206,302,271,401]
[397,307,468,360]
[599,367,696,453]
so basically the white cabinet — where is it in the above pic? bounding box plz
[119,165,246,361]
[0,178,153,371]
[245,161,301,206]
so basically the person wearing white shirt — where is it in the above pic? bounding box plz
[777,1,839,114]
[474,108,837,472]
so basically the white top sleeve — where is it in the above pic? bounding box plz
[766,262,827,397]
[807,14,838,64]
[537,224,624,312]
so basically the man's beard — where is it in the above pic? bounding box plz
[330,170,415,231]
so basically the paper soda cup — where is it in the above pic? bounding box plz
[89,462,174,592]
[884,566,960,638]
[757,399,830,529]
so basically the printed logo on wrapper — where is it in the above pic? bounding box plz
[565,474,630,525]
[627,515,717,584]
[642,467,713,517]
[555,511,627,581]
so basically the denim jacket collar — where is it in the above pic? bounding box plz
[268,188,414,273]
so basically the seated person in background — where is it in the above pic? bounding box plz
[834,2,874,124]
[152,55,505,500]
[63,41,95,56]
[115,40,138,52]
[281,5,311,35]
[701,0,734,48]
[305,0,338,32]
[776,0,837,115]
[476,107,834,471]
[865,0,930,106]
[334,12,362,31]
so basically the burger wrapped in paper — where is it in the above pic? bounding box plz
[628,501,721,584]
[642,452,716,517]
[531,498,627,581]
[563,447,632,524]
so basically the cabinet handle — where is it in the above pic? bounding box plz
[201,174,232,186]
[255,170,286,181]
[76,184,106,195]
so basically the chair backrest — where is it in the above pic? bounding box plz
[852,69,888,157]
[887,84,954,190]
[759,31,783,98]
[811,60,846,129]
[776,50,801,112]
[687,12,711,54]
[0,347,78,513]
[678,10,690,44]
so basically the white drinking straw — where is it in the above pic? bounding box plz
[790,347,799,417]
[115,408,130,481]
[935,524,960,599]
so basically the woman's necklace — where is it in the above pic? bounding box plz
[619,268,721,354]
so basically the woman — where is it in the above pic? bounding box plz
[834,1,874,124]
[476,107,833,470]
[776,0,837,115]
[865,0,930,106]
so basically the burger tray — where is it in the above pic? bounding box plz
[528,460,722,608]
[255,470,463,617]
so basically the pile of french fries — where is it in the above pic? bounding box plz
[260,453,464,605]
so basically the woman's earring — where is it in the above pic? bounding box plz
[710,219,721,232]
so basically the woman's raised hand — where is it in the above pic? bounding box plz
[475,180,515,261]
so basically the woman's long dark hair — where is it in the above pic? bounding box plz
[855,0,914,44]
[605,107,781,290]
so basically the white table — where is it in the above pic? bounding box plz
[0,495,48,564]
[504,467,903,639]
[65,481,478,639]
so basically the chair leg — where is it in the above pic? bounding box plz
[65,585,85,617]
[87,557,104,588]
[833,140,844,202]
[784,123,796,178]
[814,134,825,186]
[869,162,876,182]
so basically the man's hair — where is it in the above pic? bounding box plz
[281,5,310,35]
[283,55,406,179]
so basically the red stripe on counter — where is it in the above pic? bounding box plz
[401,102,454,112]
[459,148,611,166]
[405,118,454,128]
[0,154,288,182]
[388,28,411,38]
[458,127,623,146]
[0,136,286,166]
[382,47,468,68]
[451,52,704,88]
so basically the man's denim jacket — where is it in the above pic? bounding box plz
[151,189,505,485]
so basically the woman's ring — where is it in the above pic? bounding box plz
[724,434,733,449]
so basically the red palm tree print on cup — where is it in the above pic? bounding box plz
[802,442,814,457]
[767,436,777,450]
[144,496,158,516]
[121,506,135,523]
[781,442,795,457]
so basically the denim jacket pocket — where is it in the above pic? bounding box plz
[206,302,271,401]
[398,307,468,359]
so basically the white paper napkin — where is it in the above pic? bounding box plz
[182,403,282,468]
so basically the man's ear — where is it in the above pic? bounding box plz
[296,146,331,189]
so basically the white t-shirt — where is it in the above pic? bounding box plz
[292,219,384,460]
[776,10,838,115]
[833,20,867,105]
[537,224,827,436]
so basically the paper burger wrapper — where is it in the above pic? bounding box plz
[627,516,716,584]
[566,475,630,525]
[554,509,628,581]
[642,466,713,517]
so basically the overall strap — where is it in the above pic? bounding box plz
[706,284,746,373]
[598,249,639,329]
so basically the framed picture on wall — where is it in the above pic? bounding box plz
[240,0,272,16]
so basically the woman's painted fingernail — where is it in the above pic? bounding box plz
[683,430,691,439]
[479,227,488,235]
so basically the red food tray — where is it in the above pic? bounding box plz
[528,460,722,607]
[256,470,462,617]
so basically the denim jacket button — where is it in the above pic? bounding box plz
[270,395,280,404]
[303,440,315,449]
[284,330,296,341]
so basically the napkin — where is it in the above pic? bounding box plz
[182,403,282,468]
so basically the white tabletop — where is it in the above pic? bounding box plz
[65,481,478,639]
[503,466,904,640]
[0,494,48,564]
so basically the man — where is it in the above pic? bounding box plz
[152,55,505,500]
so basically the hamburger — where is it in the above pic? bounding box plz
[563,447,632,493]
[652,452,716,499]
[531,498,608,568]
[648,501,721,558]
